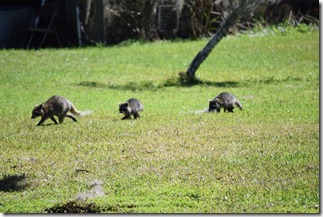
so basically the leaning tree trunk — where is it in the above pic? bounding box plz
[184,0,262,83]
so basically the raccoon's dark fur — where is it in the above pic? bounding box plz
[31,95,92,126]
[208,92,243,113]
[119,98,144,120]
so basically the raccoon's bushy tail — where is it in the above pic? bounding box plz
[78,110,93,116]
[235,101,243,110]
[181,108,209,114]
[70,104,93,116]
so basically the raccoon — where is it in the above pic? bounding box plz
[208,92,243,113]
[31,95,92,126]
[119,98,144,120]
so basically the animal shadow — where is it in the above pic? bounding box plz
[0,174,29,192]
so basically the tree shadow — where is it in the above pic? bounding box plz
[0,174,29,192]
[165,79,240,88]
[76,75,304,91]
[77,80,159,91]
[76,79,240,91]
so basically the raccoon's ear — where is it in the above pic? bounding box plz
[34,104,42,109]
[126,102,130,106]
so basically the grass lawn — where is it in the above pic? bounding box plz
[0,28,319,213]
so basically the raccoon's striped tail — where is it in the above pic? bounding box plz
[70,104,93,117]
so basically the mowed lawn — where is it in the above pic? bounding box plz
[0,29,319,213]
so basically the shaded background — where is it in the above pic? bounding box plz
[0,0,319,48]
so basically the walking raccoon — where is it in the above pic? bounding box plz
[208,92,243,113]
[119,98,144,120]
[31,95,92,126]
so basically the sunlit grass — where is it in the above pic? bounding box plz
[0,29,319,213]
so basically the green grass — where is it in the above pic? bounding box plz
[0,29,319,213]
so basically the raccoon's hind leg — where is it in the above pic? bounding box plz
[58,116,64,124]
[133,112,140,119]
[225,104,234,113]
[59,114,77,123]
[66,114,77,122]
[226,106,234,113]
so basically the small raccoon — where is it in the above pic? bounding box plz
[31,95,92,126]
[208,92,243,113]
[119,98,144,120]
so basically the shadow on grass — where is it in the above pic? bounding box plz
[76,79,240,91]
[46,200,102,213]
[33,120,79,127]
[45,200,137,213]
[0,174,29,192]
[76,75,305,91]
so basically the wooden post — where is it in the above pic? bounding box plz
[95,0,105,44]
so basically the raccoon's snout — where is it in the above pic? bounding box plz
[31,113,40,118]
[119,109,127,114]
